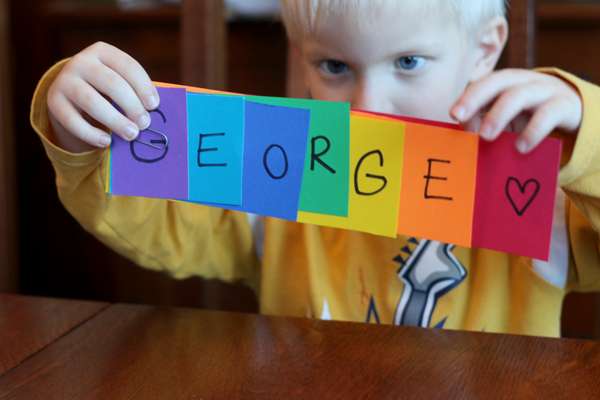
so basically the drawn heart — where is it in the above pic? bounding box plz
[504,177,541,217]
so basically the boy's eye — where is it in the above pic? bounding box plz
[394,56,426,71]
[319,60,349,76]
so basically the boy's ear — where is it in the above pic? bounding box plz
[471,16,509,81]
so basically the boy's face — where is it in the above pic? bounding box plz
[299,7,486,122]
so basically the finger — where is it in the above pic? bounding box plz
[50,92,112,148]
[460,102,494,133]
[508,113,530,134]
[517,98,565,153]
[82,62,150,130]
[92,42,159,110]
[451,69,537,122]
[462,111,484,133]
[64,78,140,141]
[478,83,553,141]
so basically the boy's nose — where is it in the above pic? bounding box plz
[351,79,395,114]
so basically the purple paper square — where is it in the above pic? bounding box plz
[110,87,188,200]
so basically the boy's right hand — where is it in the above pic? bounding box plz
[47,42,160,153]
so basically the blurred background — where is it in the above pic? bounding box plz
[1,0,600,339]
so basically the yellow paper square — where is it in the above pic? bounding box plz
[298,113,404,237]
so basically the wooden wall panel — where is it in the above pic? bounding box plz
[0,0,17,291]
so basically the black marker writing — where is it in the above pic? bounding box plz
[197,133,227,167]
[311,135,335,174]
[505,177,540,216]
[263,144,289,180]
[354,150,387,196]
[130,108,168,163]
[424,158,453,201]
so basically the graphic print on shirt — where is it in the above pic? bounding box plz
[365,296,381,323]
[393,239,467,327]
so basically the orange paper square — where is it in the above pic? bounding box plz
[397,123,479,246]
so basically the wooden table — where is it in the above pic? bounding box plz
[1,294,600,399]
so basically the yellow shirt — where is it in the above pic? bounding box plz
[31,61,600,337]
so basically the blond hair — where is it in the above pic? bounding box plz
[281,0,507,41]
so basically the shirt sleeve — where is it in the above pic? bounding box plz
[30,59,259,289]
[538,68,600,292]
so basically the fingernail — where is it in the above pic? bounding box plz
[147,94,159,110]
[126,124,139,140]
[480,124,494,141]
[516,139,530,154]
[453,106,466,121]
[99,135,112,147]
[138,113,151,130]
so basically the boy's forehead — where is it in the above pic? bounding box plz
[302,8,462,61]
[292,1,459,34]
[282,0,505,48]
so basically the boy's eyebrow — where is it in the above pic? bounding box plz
[386,40,446,56]
[303,40,445,63]
[302,43,347,60]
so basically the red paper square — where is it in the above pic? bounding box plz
[472,133,562,260]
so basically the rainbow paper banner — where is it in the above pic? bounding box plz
[108,84,562,260]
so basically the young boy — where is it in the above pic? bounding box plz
[31,0,600,337]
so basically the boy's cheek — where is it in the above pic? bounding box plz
[306,75,354,103]
[305,71,470,124]
[397,93,460,123]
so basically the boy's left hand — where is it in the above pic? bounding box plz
[450,69,583,153]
